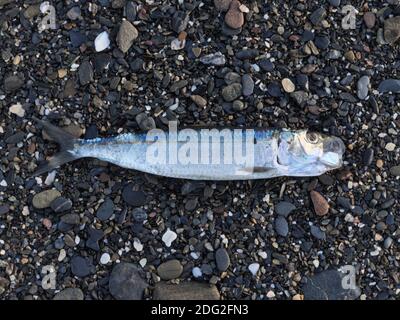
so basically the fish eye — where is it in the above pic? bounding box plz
[306,132,319,144]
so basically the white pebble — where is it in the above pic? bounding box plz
[58,249,66,262]
[190,252,199,259]
[139,258,147,268]
[192,267,202,278]
[170,38,185,50]
[94,31,110,52]
[266,290,275,298]
[9,103,25,117]
[100,253,111,264]
[385,142,396,151]
[258,251,268,259]
[44,171,56,185]
[162,228,177,247]
[0,180,8,187]
[22,206,30,216]
[133,239,143,252]
[248,263,260,276]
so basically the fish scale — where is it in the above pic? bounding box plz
[32,117,345,180]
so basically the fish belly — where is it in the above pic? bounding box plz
[76,132,280,180]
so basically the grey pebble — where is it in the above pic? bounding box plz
[357,76,370,100]
[378,79,400,93]
[50,197,72,213]
[215,248,230,272]
[241,74,254,96]
[70,256,92,278]
[66,7,81,20]
[275,216,289,237]
[275,201,296,217]
[199,52,226,66]
[79,61,93,85]
[310,225,326,240]
[157,260,183,280]
[96,198,114,221]
[109,263,147,300]
[117,20,138,53]
[222,83,242,102]
[53,288,84,300]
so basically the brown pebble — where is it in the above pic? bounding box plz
[214,0,232,11]
[224,0,244,29]
[310,191,329,216]
[190,95,207,108]
[363,12,376,29]
[344,50,356,62]
[42,218,52,230]
[281,78,295,93]
[376,159,384,168]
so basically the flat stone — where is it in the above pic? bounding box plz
[96,198,114,221]
[314,35,330,50]
[378,79,400,93]
[78,61,93,85]
[302,269,361,300]
[61,213,80,225]
[224,0,244,29]
[310,225,326,240]
[275,201,296,217]
[9,103,25,117]
[67,7,81,20]
[4,75,24,92]
[310,7,326,26]
[50,197,72,213]
[69,30,86,47]
[70,256,92,278]
[53,288,84,300]
[191,95,207,107]
[282,78,295,93]
[310,190,329,216]
[0,205,9,216]
[153,282,220,300]
[275,216,289,237]
[199,52,226,65]
[117,20,138,53]
[214,0,232,11]
[390,165,400,176]
[362,148,374,166]
[131,208,147,222]
[328,0,340,7]
[125,1,137,22]
[215,248,230,271]
[32,190,61,209]
[109,263,147,300]
[241,74,254,96]
[364,12,376,28]
[171,11,189,33]
[157,260,183,280]
[222,83,242,101]
[122,184,146,206]
[357,75,370,100]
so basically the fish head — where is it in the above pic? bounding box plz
[277,130,345,176]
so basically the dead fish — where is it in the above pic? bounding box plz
[32,117,345,180]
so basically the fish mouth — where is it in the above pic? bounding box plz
[320,137,345,168]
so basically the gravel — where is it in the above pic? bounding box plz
[1,0,399,302]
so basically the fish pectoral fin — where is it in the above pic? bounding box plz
[235,166,276,175]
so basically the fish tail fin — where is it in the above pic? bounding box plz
[32,116,81,177]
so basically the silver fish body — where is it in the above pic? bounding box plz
[33,119,345,180]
